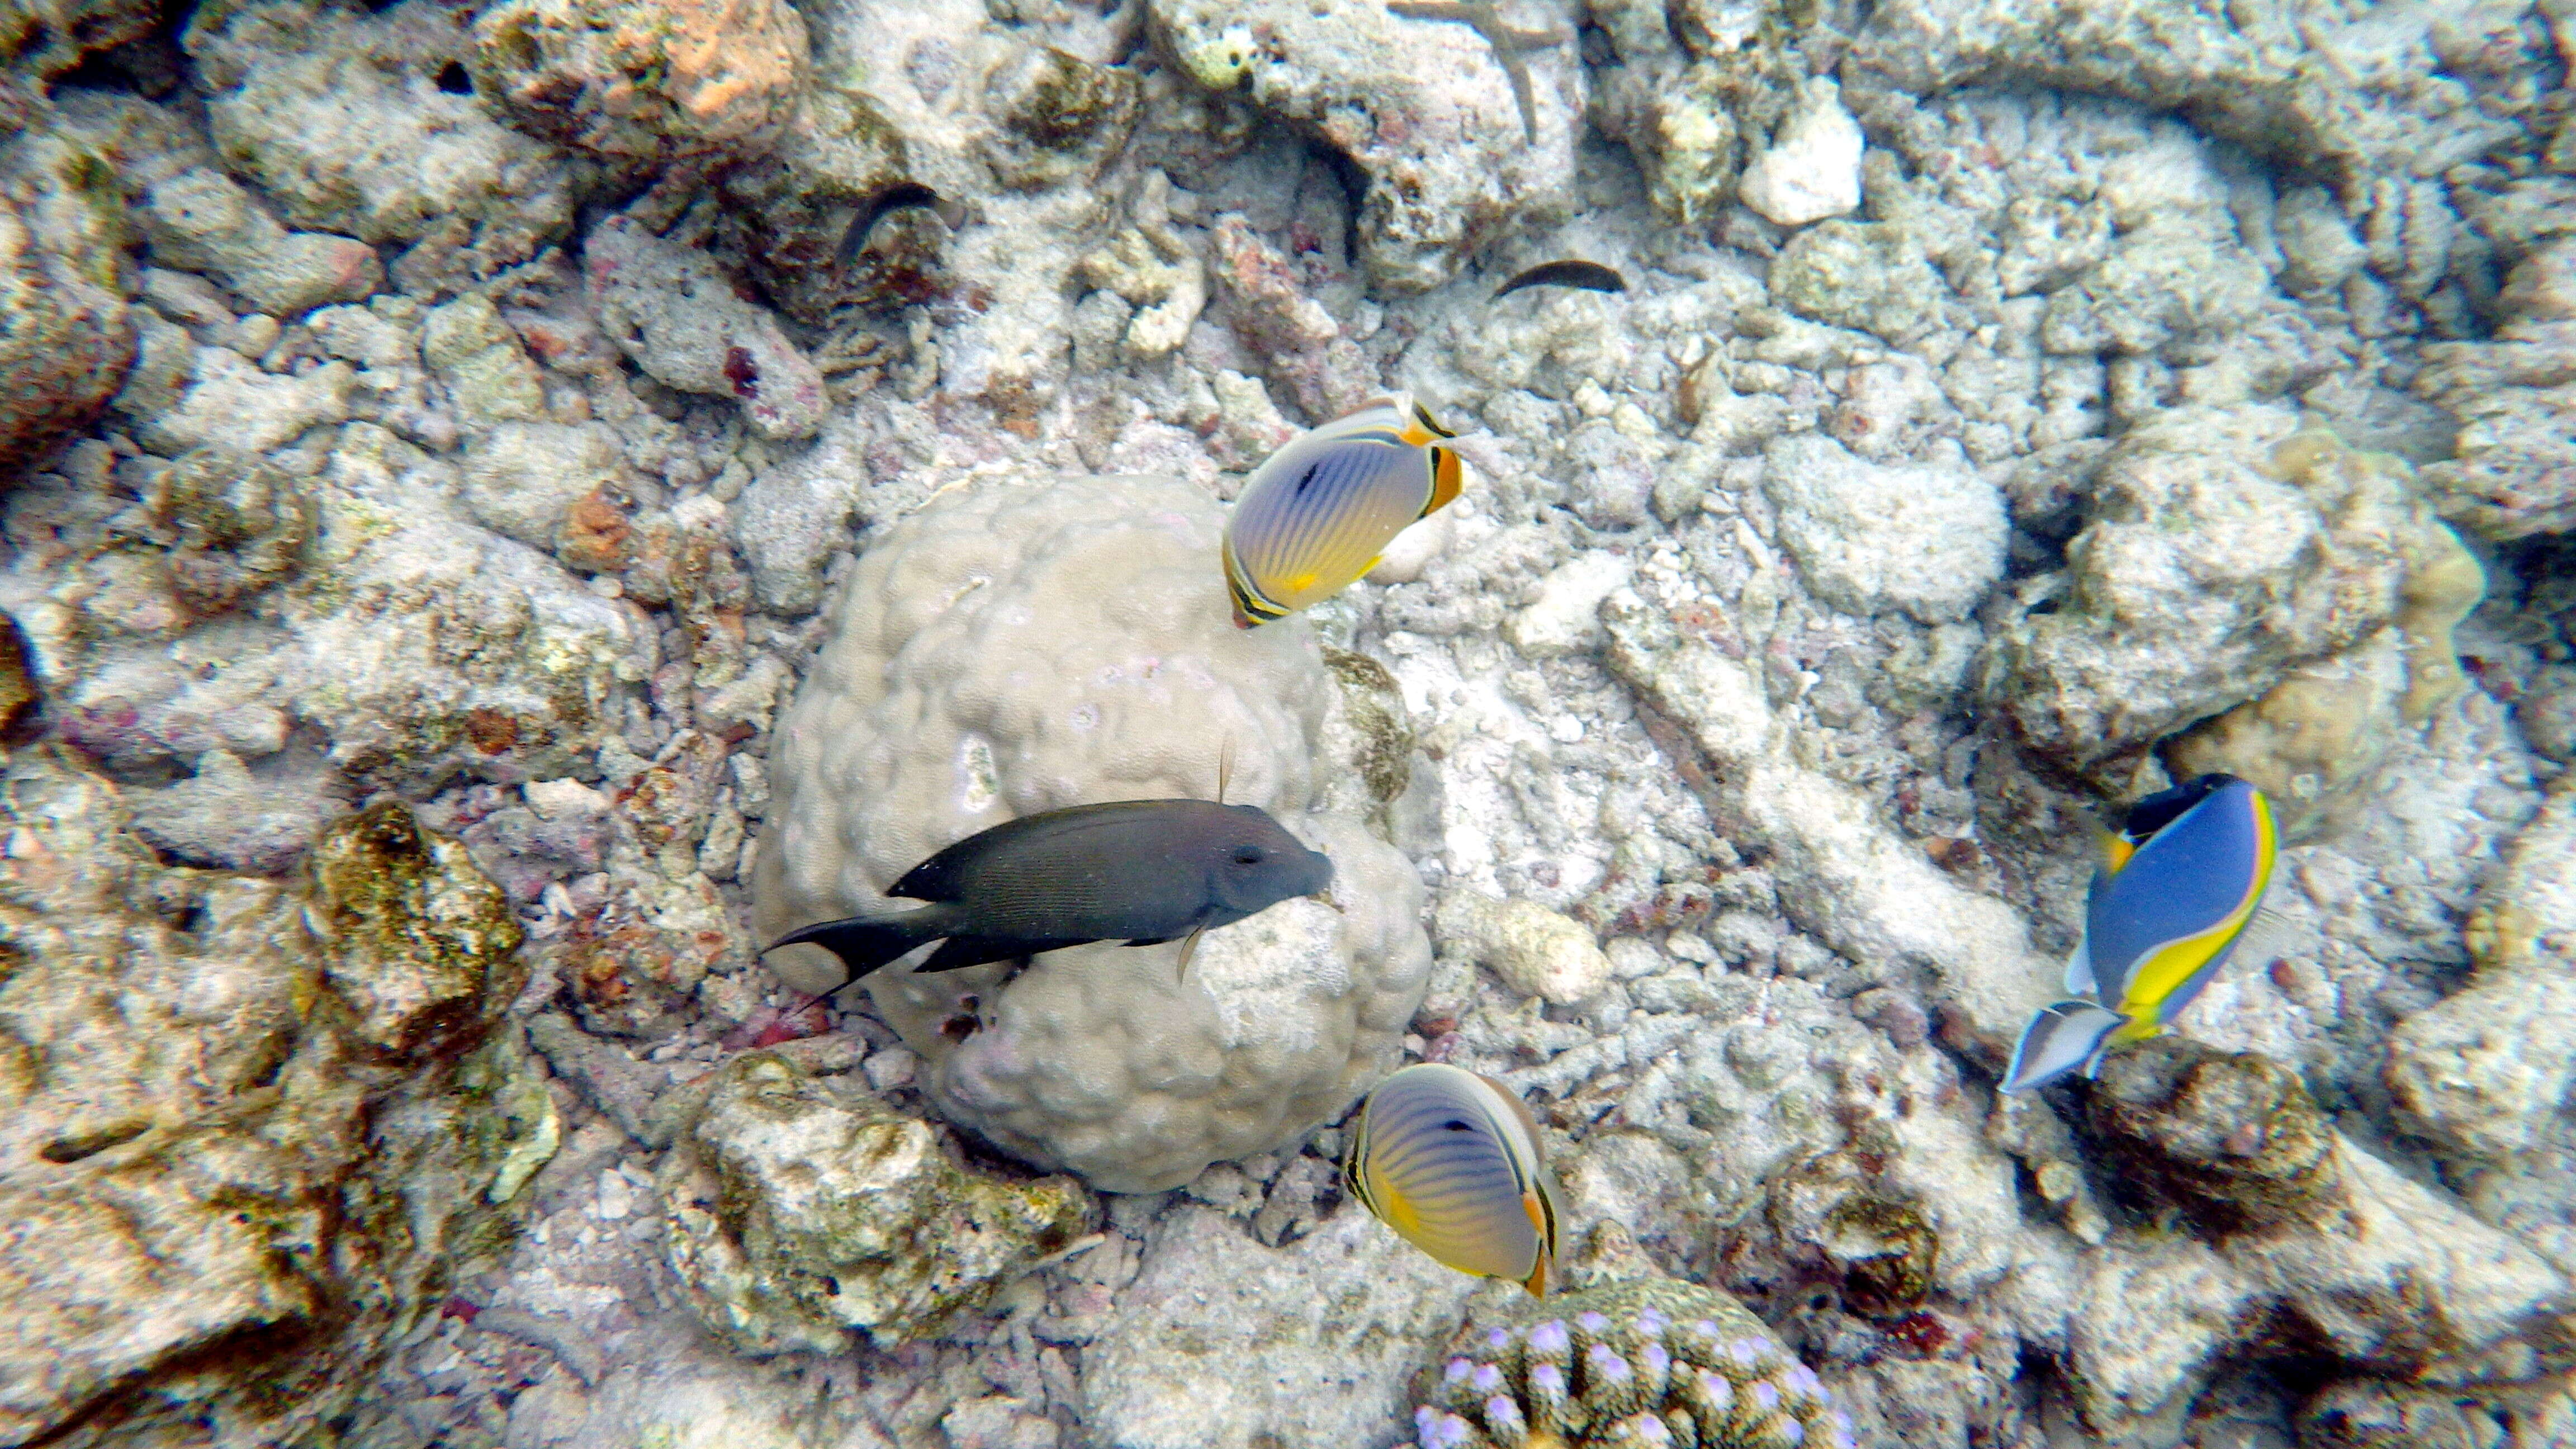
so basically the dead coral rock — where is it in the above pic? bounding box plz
[2087,1037,2339,1238]
[1209,212,1374,420]
[1984,408,2479,812]
[979,43,1139,190]
[470,0,810,162]
[0,0,158,80]
[2386,784,2576,1164]
[586,215,825,439]
[148,443,318,615]
[657,1052,1097,1355]
[138,165,382,317]
[2086,1037,2573,1378]
[310,798,527,1060]
[0,188,134,476]
[1149,0,1581,294]
[0,745,554,1448]
[186,0,577,272]
[123,748,342,874]
[2414,244,2576,541]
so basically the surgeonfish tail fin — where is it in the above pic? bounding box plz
[764,912,936,992]
[2062,932,2096,996]
[2002,1001,2130,1094]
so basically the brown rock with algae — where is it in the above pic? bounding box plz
[1985,408,2480,824]
[0,184,134,476]
[0,746,554,1448]
[2163,428,2485,840]
[656,1050,1097,1355]
[470,0,811,163]
[2082,1037,2572,1378]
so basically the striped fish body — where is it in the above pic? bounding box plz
[1344,1063,1564,1295]
[1221,395,1464,628]
[2004,775,2278,1094]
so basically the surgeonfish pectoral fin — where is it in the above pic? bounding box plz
[1175,925,1206,981]
[2062,933,2096,996]
[2002,1001,2129,1094]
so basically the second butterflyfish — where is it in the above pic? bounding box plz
[1220,393,1466,628]
[1344,1063,1565,1296]
[2002,773,2279,1094]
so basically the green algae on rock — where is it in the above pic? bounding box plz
[657,1051,1098,1355]
[0,186,134,476]
[0,745,552,1448]
[311,797,528,1060]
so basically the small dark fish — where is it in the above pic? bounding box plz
[766,799,1334,996]
[837,183,969,268]
[1491,259,1628,300]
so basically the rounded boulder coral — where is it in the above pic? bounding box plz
[754,472,1432,1193]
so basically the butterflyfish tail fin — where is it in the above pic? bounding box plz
[764,910,942,993]
[2002,1001,2130,1095]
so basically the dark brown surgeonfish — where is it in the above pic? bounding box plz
[766,799,1334,996]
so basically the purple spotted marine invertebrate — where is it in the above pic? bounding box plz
[1413,1276,1852,1448]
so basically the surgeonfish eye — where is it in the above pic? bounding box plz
[1230,845,1267,865]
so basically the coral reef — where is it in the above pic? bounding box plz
[0,747,551,1447]
[755,472,1431,1192]
[1414,1230,1851,1449]
[469,0,811,164]
[1985,409,2480,810]
[2,0,2572,1439]
[658,1052,1096,1354]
